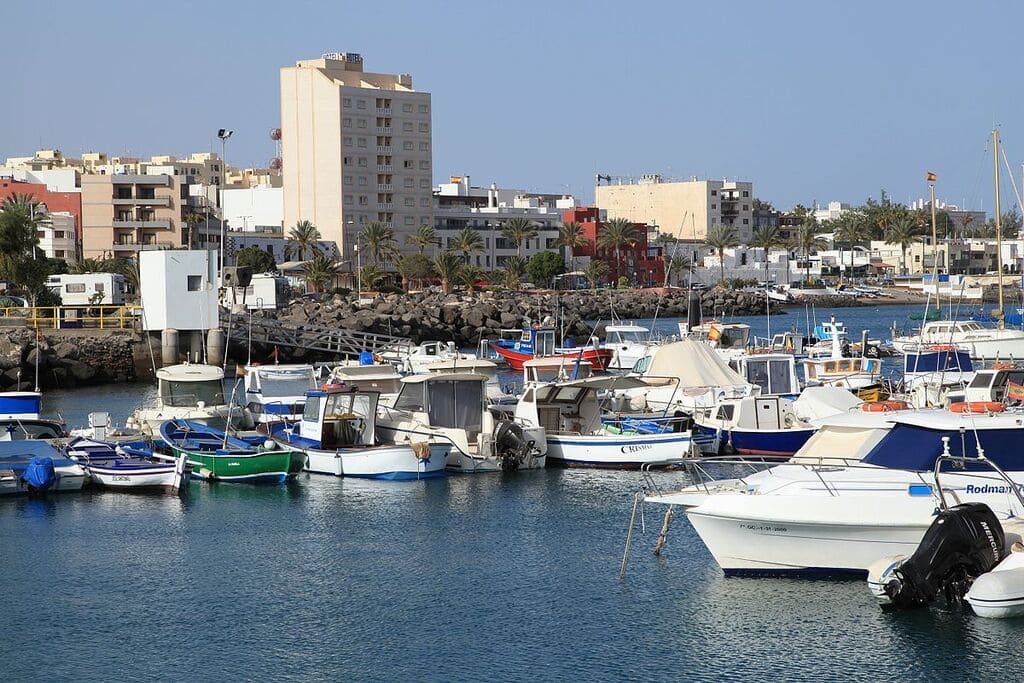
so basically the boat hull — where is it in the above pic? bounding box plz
[490,344,614,371]
[85,458,190,492]
[545,432,692,469]
[695,425,815,456]
[297,443,446,479]
[167,446,303,483]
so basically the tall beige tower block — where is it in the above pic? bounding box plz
[280,52,433,264]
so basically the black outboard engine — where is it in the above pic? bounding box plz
[493,420,528,472]
[874,503,1006,610]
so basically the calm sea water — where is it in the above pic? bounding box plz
[3,304,1021,681]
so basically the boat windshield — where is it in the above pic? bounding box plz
[609,330,649,344]
[426,379,483,433]
[160,379,224,407]
[259,373,316,398]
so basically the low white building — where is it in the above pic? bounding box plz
[139,250,219,332]
[813,201,850,224]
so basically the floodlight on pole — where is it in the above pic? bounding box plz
[216,129,233,286]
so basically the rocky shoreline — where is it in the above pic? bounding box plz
[0,329,138,390]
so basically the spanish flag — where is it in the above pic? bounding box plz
[926,172,937,182]
[707,325,721,342]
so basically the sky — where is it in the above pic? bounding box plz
[2,0,1023,213]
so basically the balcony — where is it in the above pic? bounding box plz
[377,165,393,172]
[112,196,170,207]
[113,240,175,251]
[377,203,393,210]
[376,146,391,153]
[112,219,172,230]
[376,127,392,134]
[378,184,393,191]
[377,107,391,115]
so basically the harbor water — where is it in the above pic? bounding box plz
[4,304,1022,681]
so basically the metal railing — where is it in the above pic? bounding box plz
[0,305,143,330]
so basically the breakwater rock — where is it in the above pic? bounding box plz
[272,287,777,352]
[0,329,138,390]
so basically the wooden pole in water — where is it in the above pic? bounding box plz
[619,493,641,579]
[653,505,675,556]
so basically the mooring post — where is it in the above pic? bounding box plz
[619,492,642,579]
[653,505,675,556]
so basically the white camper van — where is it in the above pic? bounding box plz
[47,273,126,306]
[223,273,290,310]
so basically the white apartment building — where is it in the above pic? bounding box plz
[595,175,755,242]
[38,211,78,263]
[221,186,284,235]
[812,201,850,224]
[280,52,433,265]
[433,176,577,268]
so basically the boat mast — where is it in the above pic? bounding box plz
[928,173,939,318]
[993,128,1005,327]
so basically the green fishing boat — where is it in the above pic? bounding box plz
[159,419,305,483]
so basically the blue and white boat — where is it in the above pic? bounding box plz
[0,441,86,496]
[243,364,318,425]
[0,390,65,441]
[159,419,305,483]
[269,387,445,480]
[64,436,190,493]
[515,376,693,468]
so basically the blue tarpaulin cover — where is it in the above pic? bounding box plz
[21,457,56,491]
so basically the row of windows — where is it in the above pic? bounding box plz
[710,189,750,197]
[344,194,430,206]
[710,203,750,211]
[345,215,432,226]
[340,118,430,132]
[343,98,429,114]
[343,177,431,188]
[344,156,430,170]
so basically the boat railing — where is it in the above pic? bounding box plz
[933,437,1024,514]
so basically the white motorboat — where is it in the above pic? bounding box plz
[604,323,659,371]
[645,406,1024,575]
[692,395,817,457]
[129,363,250,433]
[893,320,1024,361]
[269,387,444,479]
[0,441,86,496]
[326,362,404,406]
[377,372,546,473]
[514,375,693,468]
[64,437,190,493]
[681,320,752,362]
[379,340,476,374]
[730,352,801,397]
[244,364,318,425]
[802,321,881,390]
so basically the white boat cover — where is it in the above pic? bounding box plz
[792,386,863,423]
[641,340,748,389]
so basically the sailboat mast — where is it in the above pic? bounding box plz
[929,175,939,316]
[993,129,1005,325]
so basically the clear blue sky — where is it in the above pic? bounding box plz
[2,0,1021,213]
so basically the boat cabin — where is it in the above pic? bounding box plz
[605,324,651,345]
[902,346,975,390]
[702,395,803,433]
[517,381,603,436]
[954,366,1024,404]
[731,354,800,396]
[522,357,593,384]
[391,373,489,439]
[767,332,806,355]
[0,391,42,420]
[328,364,404,398]
[299,388,380,448]
[244,364,317,422]
[157,364,226,408]
[803,357,881,384]
[495,328,557,356]
[814,320,847,342]
[682,321,751,351]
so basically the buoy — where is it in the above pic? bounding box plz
[949,401,1005,414]
[861,400,910,412]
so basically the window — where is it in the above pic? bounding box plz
[357,100,366,109]
[743,219,749,225]
[344,136,353,145]
[711,204,717,209]
[359,196,368,205]
[66,283,86,293]
[403,160,414,169]
[742,204,749,211]
[419,160,429,170]
[344,194,354,203]
[358,118,366,128]
[54,250,64,258]
[358,157,367,167]
[358,138,367,148]
[344,175,353,183]
[418,104,428,113]
[418,122,429,133]
[343,117,352,125]
[404,197,415,207]
[711,190,717,196]
[419,142,429,151]
[394,383,424,412]
[54,230,65,239]
[344,156,352,166]
[405,216,415,225]
[402,103,413,113]
[403,141,413,150]
[358,177,367,186]
[187,275,202,291]
[420,198,429,207]
[404,178,414,188]
[403,122,413,132]
[95,283,105,292]
[742,190,749,197]
[419,179,430,189]
[343,98,352,108]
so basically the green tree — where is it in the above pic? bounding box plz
[396,253,434,291]
[596,218,640,283]
[360,222,398,266]
[234,245,277,273]
[583,259,609,290]
[501,217,539,258]
[526,251,565,288]
[502,256,528,290]
[704,225,739,284]
[557,220,589,272]
[288,220,320,261]
[359,263,386,291]
[886,217,922,276]
[183,212,203,249]
[789,221,826,284]
[303,251,338,293]
[405,224,440,255]
[449,227,483,263]
[0,202,42,282]
[432,252,464,294]
[457,264,486,293]
[667,252,692,287]
[749,224,782,285]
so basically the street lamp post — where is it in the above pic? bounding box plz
[354,243,362,301]
[216,128,233,284]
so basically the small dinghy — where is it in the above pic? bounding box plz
[0,441,86,496]
[159,419,305,484]
[64,436,190,494]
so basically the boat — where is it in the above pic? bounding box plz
[158,419,305,483]
[490,327,614,371]
[681,320,752,361]
[377,372,547,473]
[604,323,659,372]
[892,320,1024,361]
[244,364,318,425]
[130,363,251,433]
[0,390,65,440]
[268,386,445,480]
[388,341,477,374]
[0,441,86,496]
[730,352,801,397]
[64,436,190,493]
[514,375,693,469]
[644,405,1024,575]
[801,320,881,390]
[900,344,975,408]
[693,395,816,457]
[326,362,405,406]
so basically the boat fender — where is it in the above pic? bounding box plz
[861,401,909,412]
[263,440,276,450]
[993,363,1018,370]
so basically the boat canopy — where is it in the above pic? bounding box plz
[156,363,224,382]
[638,340,749,388]
[792,386,863,423]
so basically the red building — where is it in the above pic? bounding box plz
[0,178,83,240]
[562,207,665,287]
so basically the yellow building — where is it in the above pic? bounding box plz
[280,52,433,261]
[595,175,755,242]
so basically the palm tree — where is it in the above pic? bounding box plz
[449,227,483,264]
[596,218,640,283]
[288,220,320,261]
[183,212,203,249]
[960,212,977,238]
[829,210,871,283]
[360,222,398,267]
[502,256,528,290]
[501,217,538,258]
[358,263,385,291]
[405,224,439,255]
[0,193,47,264]
[584,259,610,290]
[303,251,338,293]
[789,222,827,285]
[457,264,486,293]
[886,217,922,276]
[667,253,692,287]
[70,258,105,274]
[704,225,739,284]
[749,225,781,285]
[396,253,434,291]
[433,252,464,294]
[557,221,589,272]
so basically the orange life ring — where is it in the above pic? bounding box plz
[320,383,345,390]
[861,400,909,412]
[992,362,1018,370]
[929,344,956,352]
[949,401,1005,414]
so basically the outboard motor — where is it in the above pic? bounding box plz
[21,456,57,495]
[493,420,529,472]
[868,503,1005,611]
